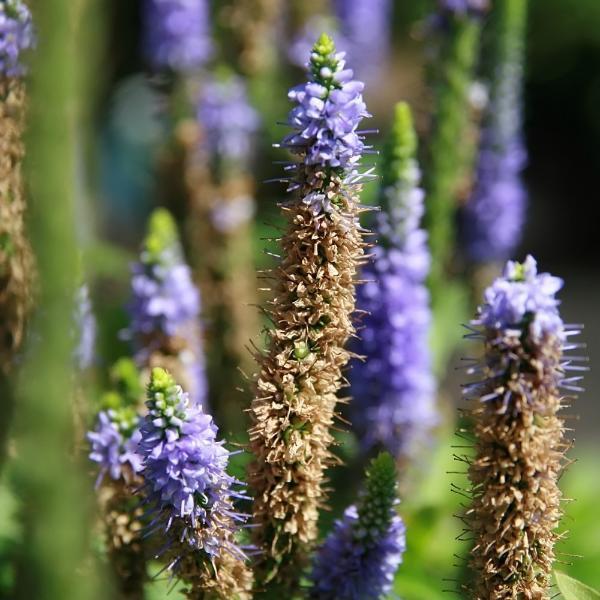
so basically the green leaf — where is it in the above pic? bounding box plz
[555,571,600,600]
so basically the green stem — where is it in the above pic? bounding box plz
[11,0,104,598]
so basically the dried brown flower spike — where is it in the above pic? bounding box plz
[247,34,371,589]
[462,256,584,599]
[0,76,35,371]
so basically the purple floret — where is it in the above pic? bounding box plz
[282,50,370,169]
[311,505,406,600]
[142,0,212,72]
[88,411,143,486]
[197,76,259,165]
[474,255,565,342]
[0,0,34,77]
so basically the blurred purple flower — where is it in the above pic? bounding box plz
[197,76,259,166]
[461,37,527,262]
[88,410,143,487]
[333,0,392,80]
[438,0,490,16]
[350,109,436,459]
[142,0,212,72]
[0,0,34,77]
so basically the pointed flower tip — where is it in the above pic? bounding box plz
[148,366,175,395]
[313,32,336,57]
[145,208,178,259]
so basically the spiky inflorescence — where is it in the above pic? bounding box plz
[138,368,252,599]
[460,0,528,262]
[125,208,207,407]
[247,34,370,588]
[462,256,583,599]
[142,0,212,72]
[88,358,146,599]
[332,0,391,81]
[350,103,436,461]
[310,453,406,599]
[0,1,35,372]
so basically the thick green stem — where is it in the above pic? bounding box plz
[11,0,104,598]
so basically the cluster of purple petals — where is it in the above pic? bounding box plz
[310,505,406,600]
[142,0,212,72]
[475,255,565,343]
[138,381,245,558]
[461,136,526,261]
[74,284,97,371]
[351,166,436,458]
[128,261,200,340]
[282,53,369,169]
[88,411,143,486]
[197,76,259,165]
[333,0,391,80]
[0,0,34,77]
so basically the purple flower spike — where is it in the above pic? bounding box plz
[197,75,259,166]
[351,103,436,460]
[311,454,406,600]
[0,0,34,77]
[125,209,207,407]
[139,368,246,563]
[142,0,212,72]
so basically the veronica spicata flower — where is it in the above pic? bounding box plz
[125,208,206,407]
[139,368,252,596]
[248,34,371,589]
[311,453,406,599]
[351,103,436,462]
[462,256,584,598]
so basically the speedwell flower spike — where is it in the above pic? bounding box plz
[462,256,584,598]
[125,208,207,407]
[248,33,371,590]
[351,102,437,462]
[139,368,252,598]
[310,453,406,599]
[88,358,146,598]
